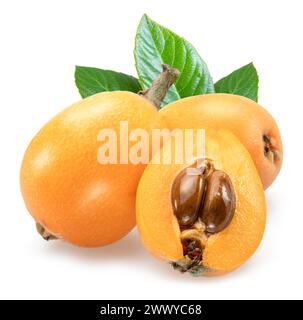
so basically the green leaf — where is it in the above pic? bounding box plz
[75,66,141,98]
[215,63,259,102]
[134,14,214,106]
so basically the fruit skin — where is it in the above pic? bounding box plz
[20,91,164,247]
[160,93,283,189]
[136,129,266,275]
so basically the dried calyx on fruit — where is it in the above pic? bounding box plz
[263,135,280,163]
[171,159,236,275]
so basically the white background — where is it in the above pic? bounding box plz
[0,0,301,300]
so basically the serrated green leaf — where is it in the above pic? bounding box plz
[75,66,141,98]
[215,63,259,102]
[134,14,214,106]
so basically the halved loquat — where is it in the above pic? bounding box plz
[136,129,266,276]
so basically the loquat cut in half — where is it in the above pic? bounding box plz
[136,129,266,276]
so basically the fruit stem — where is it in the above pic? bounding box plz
[36,222,57,241]
[140,64,180,109]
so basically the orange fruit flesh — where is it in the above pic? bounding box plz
[160,93,283,189]
[136,129,266,274]
[20,91,164,247]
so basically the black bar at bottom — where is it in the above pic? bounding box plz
[0,300,300,319]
